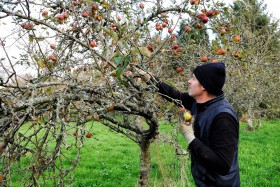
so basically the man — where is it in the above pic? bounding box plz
[137,62,240,187]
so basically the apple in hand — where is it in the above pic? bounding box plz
[183,111,192,121]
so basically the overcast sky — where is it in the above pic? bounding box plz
[263,0,280,19]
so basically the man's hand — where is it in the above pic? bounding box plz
[179,121,195,144]
[134,67,151,81]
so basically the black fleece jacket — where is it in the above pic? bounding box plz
[156,81,239,175]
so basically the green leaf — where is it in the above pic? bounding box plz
[116,55,131,81]
[34,56,39,62]
[36,37,45,42]
[102,27,119,43]
[29,35,34,42]
[42,76,50,82]
[114,55,123,66]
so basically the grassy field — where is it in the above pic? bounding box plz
[4,119,280,186]
[71,119,280,187]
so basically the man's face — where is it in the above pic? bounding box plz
[188,74,205,98]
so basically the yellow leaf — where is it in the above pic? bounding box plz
[46,87,52,95]
[138,47,152,57]
[86,115,92,120]
[38,60,45,68]
[102,1,109,8]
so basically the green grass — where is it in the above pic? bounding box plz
[70,119,280,187]
[3,119,280,187]
[239,119,280,187]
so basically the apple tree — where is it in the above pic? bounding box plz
[0,0,242,186]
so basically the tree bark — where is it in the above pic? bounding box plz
[246,106,254,131]
[138,139,151,187]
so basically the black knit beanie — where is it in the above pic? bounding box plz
[193,62,226,96]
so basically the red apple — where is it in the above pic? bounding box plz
[202,16,209,24]
[20,23,26,28]
[183,25,191,32]
[155,24,162,31]
[190,0,196,5]
[139,3,145,9]
[197,13,206,20]
[168,28,173,33]
[206,10,214,17]
[233,35,241,43]
[49,55,57,61]
[179,107,185,112]
[146,44,153,52]
[176,67,183,73]
[176,47,183,52]
[162,22,167,28]
[173,43,179,50]
[50,44,56,49]
[200,55,208,62]
[90,41,96,47]
[196,23,202,29]
[57,14,64,21]
[73,132,78,137]
[215,48,226,55]
[63,12,69,19]
[211,59,218,63]
[213,10,220,15]
[86,133,92,138]
[82,11,89,17]
[42,10,48,16]
[92,4,98,10]
[220,28,226,35]
[107,105,115,111]
[190,0,200,5]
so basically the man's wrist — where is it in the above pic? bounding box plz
[182,132,195,144]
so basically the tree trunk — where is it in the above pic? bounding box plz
[138,139,151,187]
[246,106,254,131]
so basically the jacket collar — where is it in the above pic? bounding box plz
[196,94,225,113]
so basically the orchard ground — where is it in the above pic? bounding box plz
[8,119,280,187]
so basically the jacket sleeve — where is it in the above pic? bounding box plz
[156,81,195,111]
[188,112,239,175]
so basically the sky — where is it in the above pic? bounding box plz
[263,0,280,18]
[259,0,280,19]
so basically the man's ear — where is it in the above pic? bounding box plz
[200,84,206,91]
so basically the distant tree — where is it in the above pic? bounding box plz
[225,0,280,129]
